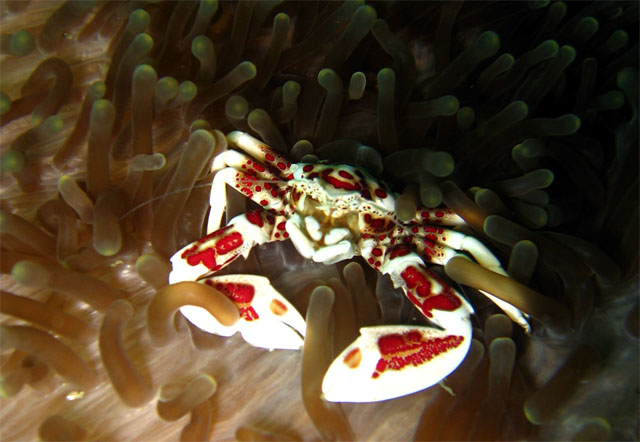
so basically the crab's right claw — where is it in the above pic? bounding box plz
[322,324,472,403]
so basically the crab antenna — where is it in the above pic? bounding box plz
[119,179,284,220]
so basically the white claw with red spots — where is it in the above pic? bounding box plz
[182,275,306,350]
[322,324,472,403]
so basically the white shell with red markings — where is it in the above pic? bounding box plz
[168,131,530,403]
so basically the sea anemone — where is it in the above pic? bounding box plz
[1,1,637,440]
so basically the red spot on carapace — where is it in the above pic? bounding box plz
[436,211,444,218]
[372,218,385,229]
[322,169,360,191]
[338,170,354,179]
[372,248,383,257]
[265,153,275,161]
[375,188,388,199]
[277,162,286,170]
[246,210,263,227]
[303,165,313,172]
[277,221,286,230]
[371,331,463,379]
[343,348,362,369]
[260,199,269,206]
[253,163,265,172]
[389,245,412,260]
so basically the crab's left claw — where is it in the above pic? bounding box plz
[180,275,306,350]
[322,321,472,402]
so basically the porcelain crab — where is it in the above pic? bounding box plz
[169,131,529,403]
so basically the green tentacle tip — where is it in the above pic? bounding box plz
[132,33,154,51]
[131,153,166,172]
[540,40,560,57]
[428,152,455,177]
[1,149,25,173]
[456,106,475,126]
[594,91,624,110]
[42,115,64,134]
[225,95,248,119]
[535,169,554,188]
[129,9,151,29]
[575,17,599,40]
[510,100,529,118]
[477,31,500,55]
[191,35,213,57]
[9,30,34,56]
[283,81,301,101]
[558,114,581,133]
[318,69,340,89]
[438,95,460,116]
[92,98,113,115]
[354,5,377,22]
[519,139,543,157]
[521,205,548,229]
[0,92,10,115]
[247,108,269,126]
[421,186,443,208]
[89,81,106,99]
[616,68,638,97]
[10,260,41,285]
[349,72,366,100]
[377,67,395,84]
[156,77,179,100]
[274,13,290,26]
[558,45,576,64]
[178,81,197,101]
[190,120,211,132]
[237,61,257,79]
[527,0,550,9]
[134,63,157,79]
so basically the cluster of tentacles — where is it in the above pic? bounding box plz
[0,1,637,440]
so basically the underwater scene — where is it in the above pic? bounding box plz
[0,1,638,440]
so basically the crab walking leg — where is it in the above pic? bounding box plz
[408,227,530,332]
[227,131,294,179]
[171,209,283,283]
[411,207,466,226]
[169,209,305,349]
[322,246,474,402]
[210,149,280,180]
[207,166,290,233]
